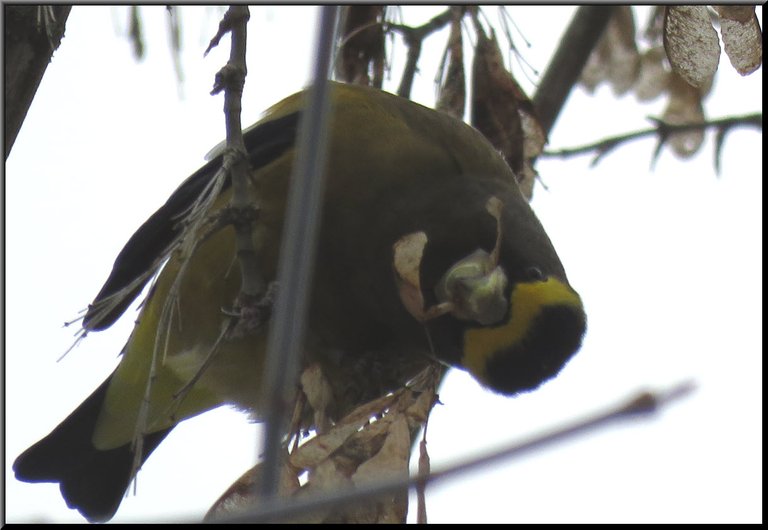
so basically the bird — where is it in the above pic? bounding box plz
[14,81,587,522]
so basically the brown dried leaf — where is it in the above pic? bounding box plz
[663,73,706,158]
[295,457,354,523]
[714,6,762,76]
[337,5,386,87]
[519,111,545,200]
[714,5,755,24]
[471,28,524,175]
[642,6,666,45]
[290,390,402,469]
[300,363,334,434]
[580,36,610,93]
[348,415,411,523]
[404,384,438,430]
[302,386,434,523]
[208,366,440,523]
[485,196,503,267]
[516,165,536,200]
[289,421,361,470]
[204,458,301,521]
[634,46,670,101]
[471,27,541,198]
[436,9,466,119]
[393,231,453,322]
[393,231,429,321]
[416,437,430,524]
[663,6,720,89]
[580,6,640,96]
[605,6,641,96]
[392,231,428,315]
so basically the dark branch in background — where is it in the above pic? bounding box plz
[533,6,617,138]
[5,4,72,159]
[336,6,386,87]
[387,8,456,98]
[540,113,763,173]
[219,381,695,523]
[166,6,184,89]
[129,6,145,60]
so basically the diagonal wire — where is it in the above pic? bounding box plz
[258,5,341,501]
[218,381,695,523]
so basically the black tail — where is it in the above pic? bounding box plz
[13,374,172,523]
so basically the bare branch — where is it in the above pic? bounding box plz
[387,8,456,98]
[540,113,762,172]
[5,5,72,159]
[533,6,617,138]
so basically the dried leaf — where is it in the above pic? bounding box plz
[302,387,433,523]
[348,415,411,523]
[714,6,762,76]
[295,456,354,523]
[580,38,609,93]
[642,6,666,45]
[204,458,301,521]
[634,46,670,102]
[393,231,429,321]
[662,73,706,158]
[485,196,503,267]
[471,27,541,198]
[518,111,545,200]
[300,363,334,434]
[605,6,641,96]
[393,231,426,295]
[436,9,466,119]
[208,364,440,523]
[416,437,430,524]
[663,6,720,89]
[393,231,453,322]
[471,29,524,173]
[516,165,536,200]
[580,7,640,96]
[290,390,402,469]
[337,5,386,87]
[404,386,437,431]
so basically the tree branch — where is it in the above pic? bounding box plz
[387,8,456,98]
[533,6,617,138]
[5,5,72,159]
[540,113,763,172]
[207,6,275,340]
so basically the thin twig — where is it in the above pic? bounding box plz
[387,8,456,98]
[209,6,264,301]
[540,113,763,170]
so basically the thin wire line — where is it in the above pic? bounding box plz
[218,381,695,523]
[259,5,340,500]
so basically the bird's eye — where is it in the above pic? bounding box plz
[525,266,545,282]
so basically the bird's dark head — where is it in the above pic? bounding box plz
[459,273,586,395]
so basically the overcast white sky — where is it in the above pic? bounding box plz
[5,6,762,523]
